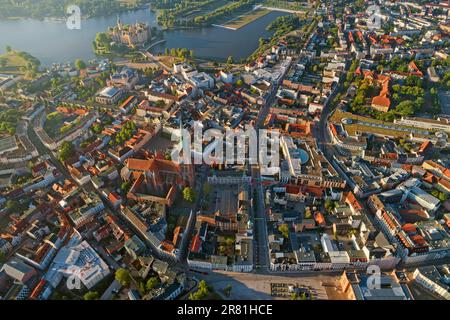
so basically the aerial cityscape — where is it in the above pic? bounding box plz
[0,0,449,304]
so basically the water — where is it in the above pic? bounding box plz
[0,8,287,66]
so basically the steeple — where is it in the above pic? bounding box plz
[117,15,122,30]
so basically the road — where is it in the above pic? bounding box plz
[179,164,210,263]
[139,50,171,72]
[100,280,121,300]
[250,20,318,272]
[251,83,281,271]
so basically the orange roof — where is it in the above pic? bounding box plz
[399,209,429,220]
[161,240,175,253]
[304,186,324,198]
[190,235,202,253]
[402,164,413,172]
[127,158,152,171]
[410,235,427,246]
[286,184,301,194]
[408,61,423,77]
[173,226,182,246]
[30,280,47,300]
[345,191,362,211]
[363,70,374,79]
[329,123,338,137]
[119,95,135,109]
[356,31,363,42]
[438,178,450,190]
[418,140,431,153]
[423,172,437,184]
[314,212,325,226]
[402,223,417,233]
[372,95,391,109]
[108,192,121,205]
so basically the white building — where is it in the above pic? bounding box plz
[46,237,110,290]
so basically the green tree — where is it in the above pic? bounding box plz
[83,291,99,300]
[324,199,336,213]
[202,183,211,197]
[146,277,160,291]
[58,141,75,162]
[5,45,12,53]
[278,224,289,238]
[183,187,196,203]
[227,55,234,66]
[120,181,132,193]
[115,268,131,287]
[0,251,6,264]
[5,200,20,213]
[224,284,232,297]
[189,280,212,300]
[75,59,87,70]
[91,123,103,134]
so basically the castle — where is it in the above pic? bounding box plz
[109,17,151,48]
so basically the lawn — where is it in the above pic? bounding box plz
[222,8,271,30]
[262,0,310,12]
[331,110,436,139]
[0,52,28,75]
[183,0,229,20]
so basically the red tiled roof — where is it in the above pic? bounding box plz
[329,123,338,137]
[438,178,450,190]
[345,191,362,211]
[30,280,47,300]
[402,223,417,233]
[314,212,325,226]
[108,192,121,205]
[190,235,202,253]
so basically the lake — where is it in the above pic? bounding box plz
[0,8,287,66]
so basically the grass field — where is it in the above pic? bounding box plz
[0,52,28,75]
[262,0,310,12]
[182,0,230,20]
[330,110,437,139]
[222,8,271,30]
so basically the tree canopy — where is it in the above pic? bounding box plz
[115,268,131,287]
[183,187,196,203]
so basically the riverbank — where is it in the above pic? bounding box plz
[0,1,151,21]
[219,7,271,30]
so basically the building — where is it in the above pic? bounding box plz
[46,238,110,290]
[412,266,450,300]
[95,86,123,105]
[1,258,36,283]
[340,271,412,300]
[109,68,139,90]
[109,18,150,48]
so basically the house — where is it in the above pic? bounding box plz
[109,68,139,90]
[1,258,37,283]
[119,95,138,114]
[96,87,123,105]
